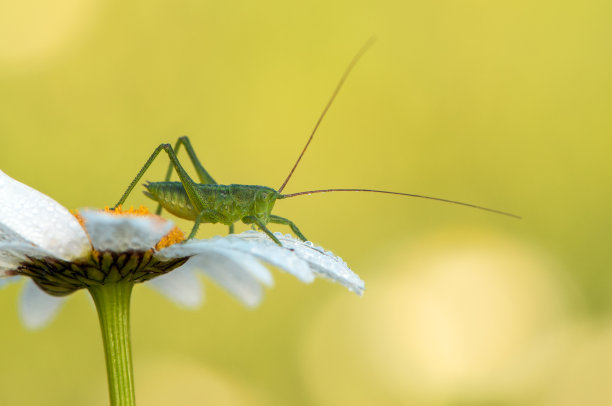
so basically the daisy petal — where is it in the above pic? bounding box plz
[239,232,365,295]
[0,170,90,260]
[0,242,55,276]
[216,232,315,283]
[276,234,365,295]
[0,223,31,243]
[79,210,174,252]
[158,240,274,286]
[147,266,204,309]
[19,279,67,330]
[184,252,265,308]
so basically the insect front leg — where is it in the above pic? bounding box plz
[269,215,308,242]
[242,216,282,246]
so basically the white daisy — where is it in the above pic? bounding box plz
[0,169,364,329]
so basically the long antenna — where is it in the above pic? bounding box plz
[279,188,521,219]
[277,37,376,193]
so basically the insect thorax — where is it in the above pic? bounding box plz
[144,182,279,225]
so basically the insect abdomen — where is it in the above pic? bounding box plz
[144,181,198,220]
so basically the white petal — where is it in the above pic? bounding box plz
[215,248,274,287]
[183,251,265,308]
[0,223,31,243]
[146,266,204,309]
[274,234,365,295]
[19,279,67,329]
[154,239,203,259]
[79,210,174,252]
[158,231,364,295]
[214,232,314,283]
[0,242,55,276]
[236,232,365,295]
[0,170,90,260]
[157,240,275,286]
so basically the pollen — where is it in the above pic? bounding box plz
[71,210,86,228]
[72,205,152,224]
[156,226,186,250]
[103,205,151,216]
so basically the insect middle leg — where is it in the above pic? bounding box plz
[269,215,308,242]
[189,208,225,239]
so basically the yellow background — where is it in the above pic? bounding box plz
[0,0,611,405]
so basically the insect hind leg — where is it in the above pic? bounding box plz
[269,215,308,242]
[164,136,216,184]
[156,136,217,215]
[115,144,211,239]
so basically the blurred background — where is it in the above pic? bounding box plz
[0,0,610,405]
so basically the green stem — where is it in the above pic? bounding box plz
[88,281,136,406]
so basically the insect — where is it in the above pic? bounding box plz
[114,40,519,246]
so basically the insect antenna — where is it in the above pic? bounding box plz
[277,37,376,193]
[279,188,521,219]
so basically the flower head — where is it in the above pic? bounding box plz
[0,169,364,328]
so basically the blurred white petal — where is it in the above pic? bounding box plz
[80,210,174,252]
[0,275,21,288]
[0,170,90,260]
[184,253,264,308]
[147,266,204,309]
[19,279,67,330]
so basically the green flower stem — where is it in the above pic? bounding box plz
[88,281,136,406]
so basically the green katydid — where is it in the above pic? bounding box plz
[114,41,519,246]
